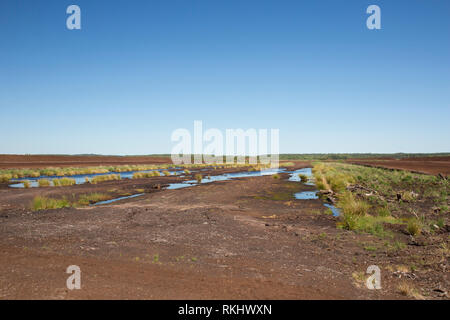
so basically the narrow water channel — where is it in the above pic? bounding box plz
[93,193,145,206]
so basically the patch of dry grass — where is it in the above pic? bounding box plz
[397,281,424,300]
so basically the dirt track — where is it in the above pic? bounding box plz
[347,157,450,176]
[0,155,171,169]
[2,163,445,299]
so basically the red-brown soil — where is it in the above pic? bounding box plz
[0,163,447,299]
[346,157,450,176]
[0,154,171,169]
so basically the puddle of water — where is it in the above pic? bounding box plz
[288,168,311,180]
[167,168,286,190]
[167,182,196,190]
[92,193,145,206]
[289,168,315,185]
[294,191,319,200]
[289,167,340,216]
[324,203,341,217]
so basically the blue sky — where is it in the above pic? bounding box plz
[1,0,449,154]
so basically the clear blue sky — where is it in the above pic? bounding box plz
[1,0,449,154]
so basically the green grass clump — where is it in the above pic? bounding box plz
[339,214,400,238]
[29,171,40,178]
[77,193,111,206]
[184,169,191,174]
[133,172,150,179]
[407,218,422,236]
[133,171,161,179]
[38,179,51,187]
[23,180,31,188]
[195,174,202,183]
[53,177,76,186]
[32,196,71,211]
[400,191,417,202]
[0,174,12,183]
[162,170,171,176]
[337,192,370,216]
[272,174,280,179]
[91,174,121,184]
[376,206,390,217]
[298,174,309,182]
[32,193,113,210]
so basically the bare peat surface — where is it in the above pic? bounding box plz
[347,156,450,176]
[0,155,171,169]
[0,162,440,299]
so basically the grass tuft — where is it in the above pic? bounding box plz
[397,282,424,300]
[91,174,121,184]
[298,174,308,182]
[337,192,370,216]
[38,179,51,187]
[32,196,70,211]
[406,218,422,236]
[77,193,111,206]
